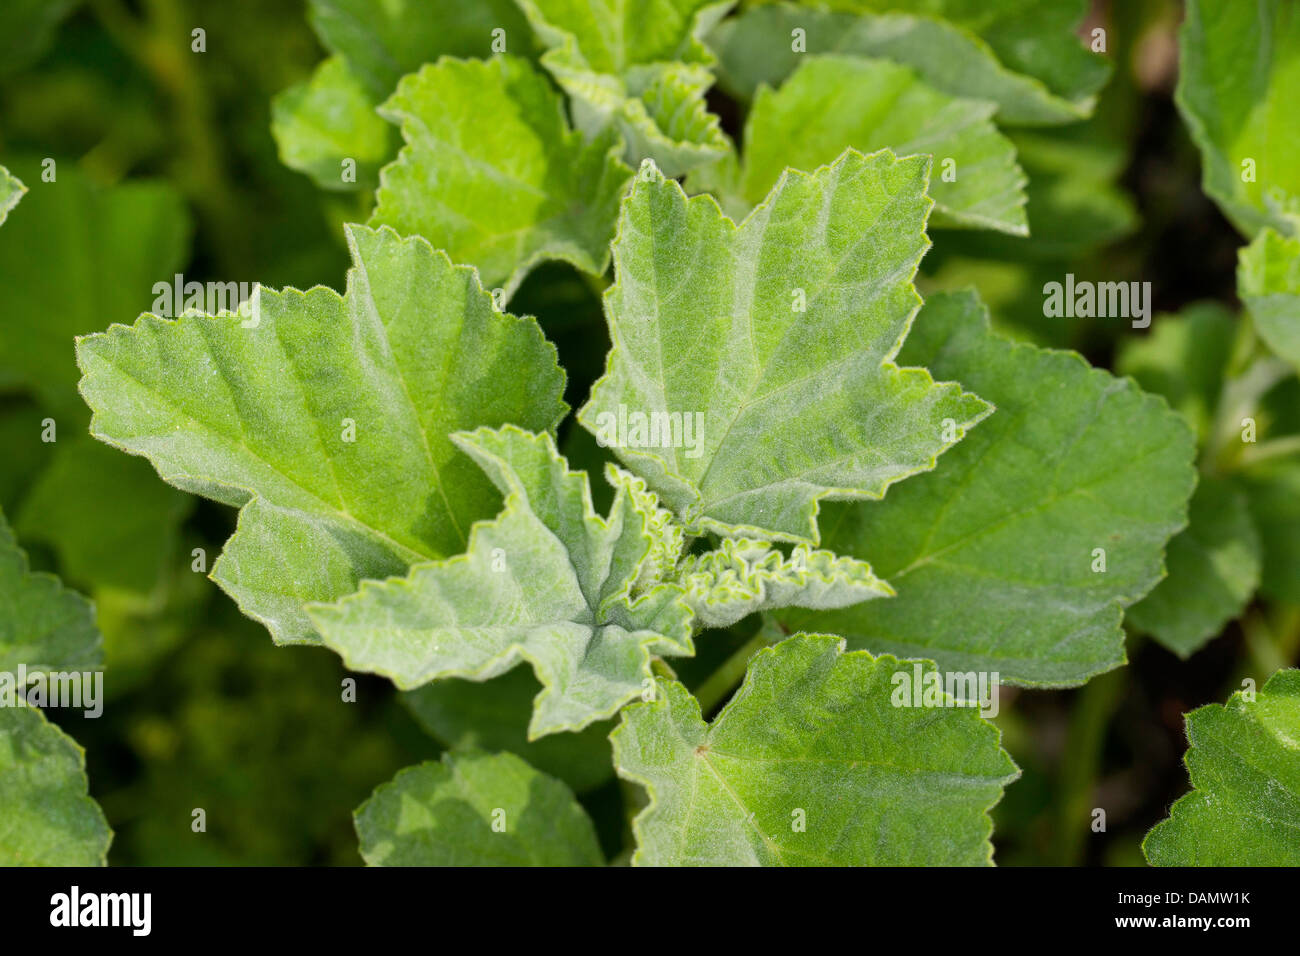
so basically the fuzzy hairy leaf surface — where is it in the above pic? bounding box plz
[579,150,990,544]
[0,707,111,866]
[309,427,694,737]
[0,510,101,673]
[1176,0,1300,238]
[710,1,1104,124]
[1240,228,1300,370]
[677,537,891,628]
[1144,669,1300,866]
[370,56,631,299]
[774,291,1197,686]
[77,224,566,646]
[1126,478,1262,659]
[613,633,1018,865]
[0,163,190,420]
[515,0,733,176]
[736,55,1027,234]
[355,750,602,866]
[0,165,24,225]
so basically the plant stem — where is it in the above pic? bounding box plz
[1053,666,1126,866]
[692,623,783,716]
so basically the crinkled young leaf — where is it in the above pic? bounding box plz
[1144,669,1300,866]
[1176,0,1300,238]
[370,56,631,299]
[709,1,1105,124]
[309,0,537,98]
[15,436,193,597]
[0,707,111,866]
[403,668,615,793]
[677,537,891,628]
[1240,228,1300,370]
[774,291,1197,686]
[1126,478,1262,659]
[271,55,396,192]
[515,0,732,175]
[736,55,1027,234]
[613,633,1018,865]
[0,163,190,420]
[309,427,694,737]
[355,750,602,866]
[0,165,24,225]
[0,509,101,673]
[77,224,566,646]
[579,150,991,544]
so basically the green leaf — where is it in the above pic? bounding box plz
[1144,668,1300,866]
[403,668,616,793]
[355,749,603,866]
[1240,227,1300,369]
[709,1,1106,124]
[0,509,101,674]
[0,163,191,420]
[736,55,1028,235]
[309,426,695,737]
[677,537,891,628]
[773,291,1197,686]
[515,0,733,175]
[14,436,194,597]
[578,150,991,544]
[1126,477,1262,659]
[76,224,566,646]
[0,165,25,225]
[271,56,396,192]
[308,0,537,98]
[0,707,111,866]
[613,633,1018,865]
[1114,303,1236,444]
[370,56,631,299]
[1176,0,1300,238]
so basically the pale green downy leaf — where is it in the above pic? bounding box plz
[731,55,1028,235]
[308,426,695,738]
[1176,0,1300,238]
[0,165,24,225]
[370,56,631,300]
[579,150,991,544]
[76,224,566,646]
[0,510,110,866]
[773,291,1197,686]
[709,1,1106,124]
[677,537,891,628]
[1144,668,1300,866]
[271,56,396,192]
[273,0,537,191]
[613,633,1019,865]
[1239,228,1300,370]
[1126,478,1262,659]
[514,0,734,176]
[356,750,602,866]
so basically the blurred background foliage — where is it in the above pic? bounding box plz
[0,0,1292,866]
